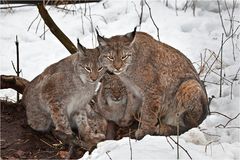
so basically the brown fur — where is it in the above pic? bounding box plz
[92,73,141,127]
[97,30,208,139]
[22,45,107,149]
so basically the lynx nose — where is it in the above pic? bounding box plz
[90,72,98,81]
[113,61,123,71]
[112,96,122,101]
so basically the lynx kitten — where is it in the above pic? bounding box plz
[92,72,141,127]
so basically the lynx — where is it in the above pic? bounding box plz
[22,42,107,149]
[92,72,141,127]
[97,28,208,140]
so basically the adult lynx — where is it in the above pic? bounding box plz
[97,29,208,139]
[22,43,107,148]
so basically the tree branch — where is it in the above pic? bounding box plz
[1,0,101,5]
[37,3,78,54]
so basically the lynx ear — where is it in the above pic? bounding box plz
[125,27,137,44]
[77,38,86,55]
[96,29,107,46]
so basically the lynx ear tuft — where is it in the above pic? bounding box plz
[77,38,86,55]
[125,27,137,44]
[96,29,107,46]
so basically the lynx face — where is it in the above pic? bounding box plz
[75,43,106,83]
[102,76,127,102]
[97,29,136,75]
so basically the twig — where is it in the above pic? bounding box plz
[192,0,196,16]
[0,4,35,9]
[215,113,240,128]
[106,151,112,160]
[144,0,160,41]
[175,0,178,16]
[205,139,225,154]
[87,14,108,24]
[165,136,174,149]
[211,111,235,119]
[203,25,240,81]
[80,6,85,35]
[205,140,219,153]
[202,131,221,138]
[40,28,49,39]
[129,129,133,160]
[139,0,144,29]
[35,17,42,34]
[0,0,101,5]
[176,113,180,159]
[217,0,228,36]
[27,13,40,31]
[219,33,224,97]
[88,4,95,47]
[168,136,192,160]
[232,67,240,81]
[40,139,55,148]
[131,1,140,19]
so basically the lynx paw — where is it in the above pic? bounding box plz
[135,129,146,140]
[118,119,133,127]
[90,133,106,142]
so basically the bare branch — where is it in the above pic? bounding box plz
[128,129,133,160]
[1,0,101,5]
[217,0,228,36]
[106,151,112,160]
[27,13,40,31]
[0,4,35,9]
[168,136,192,160]
[165,136,174,149]
[219,33,224,97]
[37,3,78,54]
[215,113,240,128]
[203,25,240,81]
[144,0,160,41]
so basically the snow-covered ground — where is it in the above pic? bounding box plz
[0,0,239,159]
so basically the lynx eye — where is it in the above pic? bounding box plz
[122,55,129,60]
[84,66,91,72]
[98,67,103,72]
[107,56,114,61]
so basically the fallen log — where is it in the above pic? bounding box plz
[0,75,29,94]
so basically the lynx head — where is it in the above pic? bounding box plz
[97,28,137,75]
[101,74,127,102]
[75,40,106,84]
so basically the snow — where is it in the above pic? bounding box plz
[0,0,240,159]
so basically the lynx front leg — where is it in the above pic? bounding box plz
[73,111,106,150]
[135,93,162,140]
[48,101,82,148]
[118,93,142,127]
